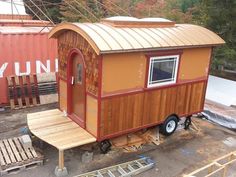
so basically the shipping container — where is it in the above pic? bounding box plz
[0,14,32,20]
[0,26,58,104]
[0,19,51,27]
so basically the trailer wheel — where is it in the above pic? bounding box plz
[160,115,178,136]
[99,140,111,154]
[184,116,192,130]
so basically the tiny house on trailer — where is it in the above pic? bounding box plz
[27,17,225,173]
[48,16,224,147]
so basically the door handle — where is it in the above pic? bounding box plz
[71,76,74,85]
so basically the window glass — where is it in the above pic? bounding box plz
[148,55,179,87]
[76,63,82,84]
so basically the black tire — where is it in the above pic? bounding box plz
[184,116,192,130]
[99,140,111,154]
[160,115,178,136]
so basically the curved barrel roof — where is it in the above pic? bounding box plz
[49,21,225,55]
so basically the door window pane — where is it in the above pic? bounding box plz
[76,63,82,84]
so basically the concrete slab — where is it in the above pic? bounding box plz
[54,166,68,177]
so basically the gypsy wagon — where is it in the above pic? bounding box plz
[27,16,224,173]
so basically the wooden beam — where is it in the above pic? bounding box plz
[58,150,64,170]
[184,151,236,177]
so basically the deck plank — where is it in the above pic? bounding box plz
[27,109,96,150]
[18,138,33,159]
[29,148,38,158]
[32,122,77,136]
[0,149,6,166]
[28,118,71,130]
[8,139,22,162]
[3,139,16,163]
[27,109,62,119]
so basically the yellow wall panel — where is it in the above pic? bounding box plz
[86,95,98,136]
[59,79,67,112]
[179,47,212,81]
[102,52,146,95]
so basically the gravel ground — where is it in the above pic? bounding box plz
[0,104,236,177]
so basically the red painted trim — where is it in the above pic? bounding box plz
[66,48,86,129]
[145,49,183,57]
[69,113,85,127]
[87,92,98,99]
[143,78,204,91]
[181,110,204,118]
[59,76,67,82]
[58,77,60,109]
[103,88,143,98]
[144,55,150,88]
[97,121,163,141]
[97,55,103,140]
[201,47,214,110]
[97,109,202,141]
[102,79,207,99]
[176,52,183,83]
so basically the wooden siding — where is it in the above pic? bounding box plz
[58,31,99,96]
[100,80,206,138]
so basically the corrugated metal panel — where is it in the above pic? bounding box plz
[77,23,111,51]
[49,23,225,54]
[0,33,58,104]
[0,14,32,20]
[0,19,52,27]
[0,26,51,34]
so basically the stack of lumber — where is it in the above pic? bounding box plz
[37,72,58,105]
[184,150,236,177]
[111,128,163,152]
[111,119,200,152]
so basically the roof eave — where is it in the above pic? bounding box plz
[48,22,101,55]
[99,43,225,54]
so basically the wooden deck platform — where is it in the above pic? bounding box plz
[27,109,96,171]
[27,109,96,151]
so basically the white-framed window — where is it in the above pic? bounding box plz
[147,55,179,87]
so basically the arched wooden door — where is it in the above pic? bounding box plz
[67,49,86,128]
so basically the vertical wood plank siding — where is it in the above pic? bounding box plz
[100,81,205,138]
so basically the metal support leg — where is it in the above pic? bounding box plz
[156,127,160,142]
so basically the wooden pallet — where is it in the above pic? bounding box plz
[184,151,236,177]
[0,137,43,176]
[7,75,40,109]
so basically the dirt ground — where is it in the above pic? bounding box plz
[1,104,236,177]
